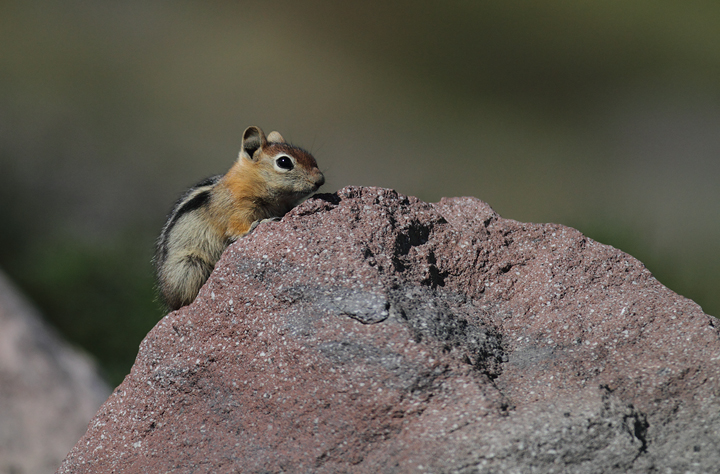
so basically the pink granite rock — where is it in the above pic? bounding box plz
[58,186,720,473]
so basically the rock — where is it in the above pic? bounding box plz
[58,186,720,473]
[0,270,110,474]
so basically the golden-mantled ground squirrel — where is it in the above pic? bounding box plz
[154,126,325,310]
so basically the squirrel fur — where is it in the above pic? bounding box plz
[154,126,324,310]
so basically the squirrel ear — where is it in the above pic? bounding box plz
[240,126,266,162]
[267,131,285,143]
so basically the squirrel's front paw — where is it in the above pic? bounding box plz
[247,217,281,235]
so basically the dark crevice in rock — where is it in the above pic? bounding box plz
[313,192,342,206]
[394,219,433,256]
[388,285,506,380]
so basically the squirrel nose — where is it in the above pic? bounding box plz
[315,172,325,188]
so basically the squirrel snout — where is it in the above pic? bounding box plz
[314,172,325,188]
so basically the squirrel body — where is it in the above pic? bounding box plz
[154,126,324,310]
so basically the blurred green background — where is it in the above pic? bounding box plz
[1,0,718,386]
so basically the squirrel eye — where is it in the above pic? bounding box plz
[276,155,294,170]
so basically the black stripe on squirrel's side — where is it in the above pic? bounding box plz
[164,179,218,237]
[154,175,221,271]
[153,126,325,310]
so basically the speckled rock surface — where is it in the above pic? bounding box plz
[58,186,720,473]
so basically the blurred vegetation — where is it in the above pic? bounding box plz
[1,0,718,386]
[0,234,159,384]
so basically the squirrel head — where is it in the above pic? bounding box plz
[237,126,325,208]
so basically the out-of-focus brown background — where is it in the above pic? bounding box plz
[1,0,718,385]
